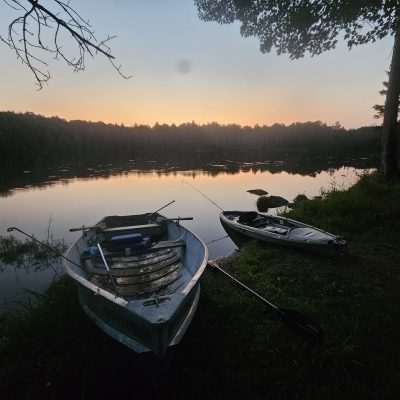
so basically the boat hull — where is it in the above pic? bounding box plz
[78,282,200,356]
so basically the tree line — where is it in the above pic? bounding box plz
[0,111,379,170]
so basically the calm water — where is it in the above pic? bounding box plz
[0,165,369,310]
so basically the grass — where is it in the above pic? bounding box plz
[1,173,400,399]
[0,234,66,267]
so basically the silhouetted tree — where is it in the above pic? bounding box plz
[0,111,380,171]
[1,0,130,88]
[195,0,400,178]
[373,72,400,120]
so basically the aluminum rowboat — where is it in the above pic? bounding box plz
[63,213,208,356]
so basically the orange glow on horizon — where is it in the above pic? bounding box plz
[7,104,366,129]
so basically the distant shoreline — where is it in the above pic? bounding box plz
[0,111,380,172]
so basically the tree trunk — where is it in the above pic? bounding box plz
[382,30,400,178]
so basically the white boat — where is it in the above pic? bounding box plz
[220,211,346,254]
[63,213,208,356]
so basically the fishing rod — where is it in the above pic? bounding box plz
[149,199,176,217]
[182,181,225,211]
[208,260,323,343]
[206,234,229,246]
[7,226,81,269]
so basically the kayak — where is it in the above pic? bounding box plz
[220,211,346,254]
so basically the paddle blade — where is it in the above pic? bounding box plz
[279,308,324,344]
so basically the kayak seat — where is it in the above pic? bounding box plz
[238,212,258,224]
[264,226,288,235]
[252,220,268,228]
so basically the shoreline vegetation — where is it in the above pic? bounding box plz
[0,111,379,170]
[1,173,400,398]
[0,235,66,267]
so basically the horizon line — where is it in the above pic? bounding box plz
[1,109,381,130]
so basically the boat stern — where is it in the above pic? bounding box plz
[78,282,200,357]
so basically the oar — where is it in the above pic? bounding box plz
[69,217,194,232]
[207,260,323,343]
[96,242,118,292]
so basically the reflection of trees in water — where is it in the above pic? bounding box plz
[0,189,13,198]
[0,112,380,196]
[0,156,377,198]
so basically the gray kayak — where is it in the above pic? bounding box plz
[63,213,208,356]
[220,211,346,254]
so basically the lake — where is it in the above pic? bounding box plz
[0,163,371,310]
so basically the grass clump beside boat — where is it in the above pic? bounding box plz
[1,173,400,399]
[0,235,66,266]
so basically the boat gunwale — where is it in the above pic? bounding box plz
[63,214,208,308]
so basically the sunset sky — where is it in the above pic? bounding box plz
[0,0,394,128]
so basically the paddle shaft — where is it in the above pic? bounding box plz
[208,261,323,342]
[208,260,280,313]
[6,226,82,269]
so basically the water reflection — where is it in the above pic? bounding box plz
[0,259,63,312]
[0,162,374,310]
[0,157,375,198]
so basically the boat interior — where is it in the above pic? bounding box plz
[79,213,196,299]
[225,211,298,236]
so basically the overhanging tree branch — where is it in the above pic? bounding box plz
[1,0,132,88]
[195,0,400,178]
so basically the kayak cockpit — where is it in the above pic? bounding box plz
[226,211,295,235]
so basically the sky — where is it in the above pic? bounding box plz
[0,0,394,128]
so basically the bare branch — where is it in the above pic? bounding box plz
[1,0,131,88]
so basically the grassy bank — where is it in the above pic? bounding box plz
[1,173,400,399]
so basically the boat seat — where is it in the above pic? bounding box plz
[253,220,268,228]
[238,212,258,224]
